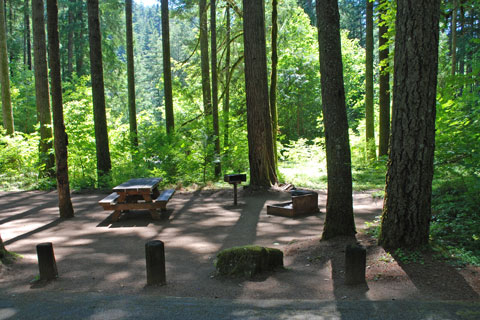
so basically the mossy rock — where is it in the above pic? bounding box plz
[215,245,284,278]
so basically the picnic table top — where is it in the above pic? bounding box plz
[112,178,162,192]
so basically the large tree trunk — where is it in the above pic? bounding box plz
[211,0,221,178]
[126,0,138,147]
[223,4,230,153]
[24,0,32,70]
[46,0,74,218]
[365,0,375,160]
[161,0,174,135]
[270,0,279,169]
[243,0,277,187]
[379,0,440,249]
[378,0,390,157]
[316,0,356,239]
[0,0,13,135]
[32,0,55,178]
[87,0,112,185]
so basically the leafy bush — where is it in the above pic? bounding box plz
[430,176,480,265]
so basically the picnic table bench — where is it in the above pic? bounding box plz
[99,178,175,221]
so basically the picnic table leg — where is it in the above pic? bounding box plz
[150,209,161,220]
[111,210,122,222]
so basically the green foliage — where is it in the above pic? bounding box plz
[11,69,37,134]
[0,129,43,190]
[430,176,480,266]
[393,248,425,265]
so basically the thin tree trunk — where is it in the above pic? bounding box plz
[379,0,440,249]
[316,0,356,239]
[75,0,84,76]
[24,0,32,70]
[161,0,174,135]
[211,0,221,178]
[0,0,13,135]
[32,0,55,177]
[270,0,278,169]
[378,0,390,157]
[46,0,74,218]
[451,0,457,76]
[365,0,375,160]
[87,0,112,184]
[199,0,212,179]
[458,1,465,76]
[199,0,211,117]
[223,4,230,153]
[126,0,138,147]
[243,0,277,187]
[66,0,74,78]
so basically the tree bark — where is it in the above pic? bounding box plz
[126,0,138,147]
[270,0,279,169]
[0,233,6,259]
[316,0,356,239]
[211,0,221,178]
[75,0,85,76]
[451,0,457,76]
[0,0,14,135]
[199,0,211,117]
[66,0,74,79]
[46,0,74,218]
[378,0,390,157]
[223,4,230,153]
[379,0,440,249]
[243,0,277,187]
[24,0,32,70]
[87,0,112,184]
[161,0,174,135]
[458,0,465,76]
[365,0,375,160]
[32,0,55,178]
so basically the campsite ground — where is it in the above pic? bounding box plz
[0,188,479,302]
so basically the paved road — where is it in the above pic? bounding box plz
[1,292,479,320]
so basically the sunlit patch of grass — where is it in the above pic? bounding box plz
[278,163,327,189]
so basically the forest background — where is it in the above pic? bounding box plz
[0,0,478,265]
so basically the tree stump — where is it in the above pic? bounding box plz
[36,242,58,280]
[145,240,166,285]
[345,244,366,285]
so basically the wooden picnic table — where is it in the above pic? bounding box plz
[99,178,175,222]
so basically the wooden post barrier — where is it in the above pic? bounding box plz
[345,244,366,285]
[36,242,58,280]
[145,240,166,285]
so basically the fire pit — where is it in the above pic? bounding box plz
[267,189,319,217]
[224,174,247,205]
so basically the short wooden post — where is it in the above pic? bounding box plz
[233,183,238,206]
[36,242,58,280]
[345,244,366,285]
[145,240,166,285]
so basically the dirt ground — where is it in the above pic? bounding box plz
[0,188,478,301]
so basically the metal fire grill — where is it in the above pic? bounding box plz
[224,174,247,205]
